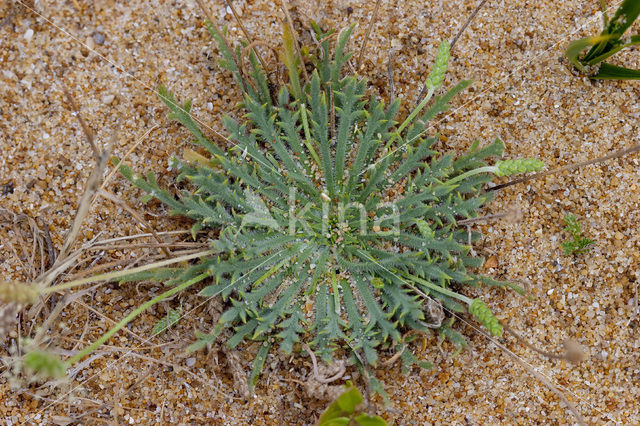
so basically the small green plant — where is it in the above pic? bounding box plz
[8,22,544,391]
[566,0,640,79]
[561,213,595,255]
[318,383,386,426]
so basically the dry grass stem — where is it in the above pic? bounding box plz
[62,86,100,161]
[457,205,523,225]
[491,143,640,191]
[488,331,586,425]
[387,45,395,103]
[450,0,489,51]
[503,323,585,363]
[356,0,382,70]
[97,189,171,258]
[58,144,112,261]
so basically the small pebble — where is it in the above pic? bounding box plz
[24,28,34,42]
[186,357,196,367]
[102,94,115,105]
[93,32,106,45]
[85,35,95,50]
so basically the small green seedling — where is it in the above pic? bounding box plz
[566,0,640,79]
[561,214,595,255]
[318,384,387,426]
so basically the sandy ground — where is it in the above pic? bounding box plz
[1,0,640,424]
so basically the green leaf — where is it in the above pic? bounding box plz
[158,85,223,156]
[567,0,640,78]
[593,62,640,80]
[186,329,222,353]
[566,35,613,72]
[248,340,272,393]
[318,386,362,424]
[354,414,388,426]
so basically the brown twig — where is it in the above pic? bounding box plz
[356,0,382,71]
[239,40,278,97]
[490,143,640,192]
[450,0,489,52]
[456,206,522,225]
[58,145,112,260]
[387,45,396,103]
[39,218,56,268]
[87,241,205,252]
[347,344,373,413]
[240,41,277,77]
[381,344,406,367]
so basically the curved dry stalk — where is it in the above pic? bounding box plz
[485,327,587,425]
[490,143,640,192]
[58,141,113,261]
[225,0,270,76]
[381,344,406,367]
[302,343,345,384]
[240,40,279,85]
[62,85,100,161]
[503,323,585,363]
[457,205,523,225]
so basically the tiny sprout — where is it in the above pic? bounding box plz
[561,213,595,256]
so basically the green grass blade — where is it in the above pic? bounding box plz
[593,62,640,79]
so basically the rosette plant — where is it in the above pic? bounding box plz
[7,22,543,391]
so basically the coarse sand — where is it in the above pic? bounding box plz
[1,0,639,424]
